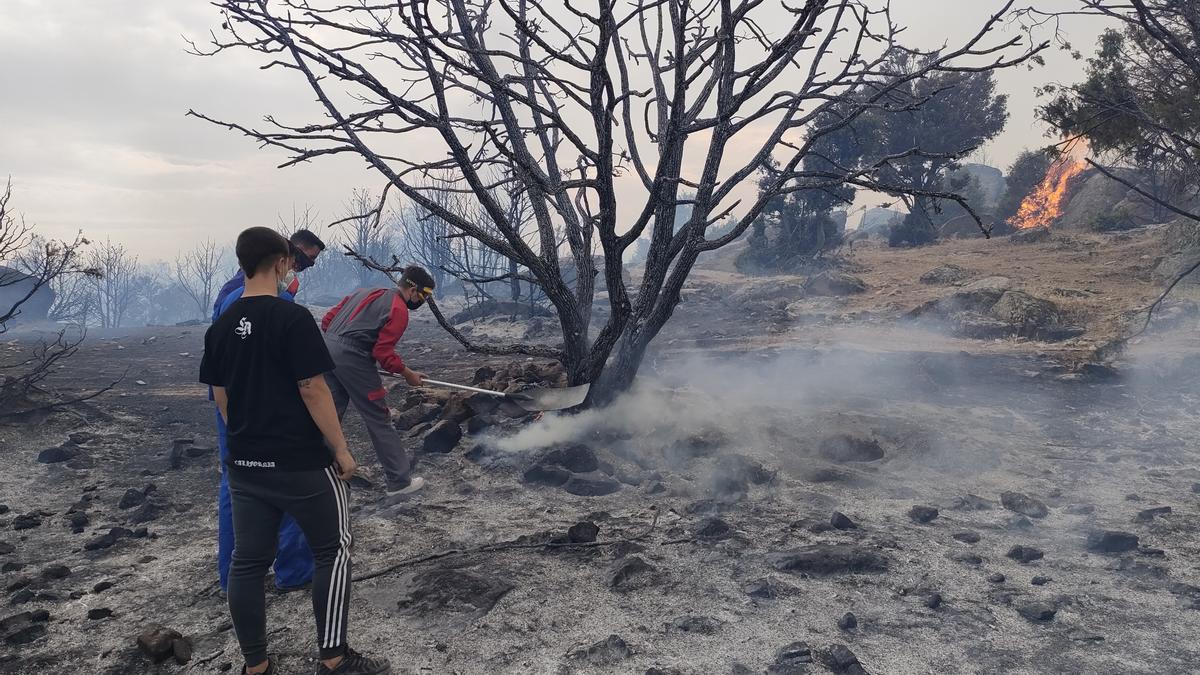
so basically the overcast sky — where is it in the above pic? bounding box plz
[0,1,1111,262]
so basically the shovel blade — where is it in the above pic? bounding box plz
[509,383,590,412]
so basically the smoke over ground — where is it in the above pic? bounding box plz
[487,328,1087,497]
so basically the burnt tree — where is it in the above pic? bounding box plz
[190,0,1044,403]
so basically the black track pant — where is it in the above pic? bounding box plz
[227,465,353,664]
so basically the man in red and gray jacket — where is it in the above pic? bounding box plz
[320,265,435,496]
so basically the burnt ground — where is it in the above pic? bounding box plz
[3,227,1200,674]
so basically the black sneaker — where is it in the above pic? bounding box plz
[241,658,276,675]
[316,648,391,675]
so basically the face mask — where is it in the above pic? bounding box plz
[405,297,425,311]
[278,270,297,295]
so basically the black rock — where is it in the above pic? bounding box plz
[40,565,70,581]
[562,474,621,497]
[1007,545,1044,563]
[1192,483,1200,494]
[1017,602,1056,623]
[421,421,463,454]
[138,626,184,663]
[463,392,500,417]
[1087,530,1139,554]
[771,641,813,671]
[1133,506,1172,523]
[670,615,721,635]
[568,634,632,666]
[29,610,49,623]
[952,531,981,544]
[947,552,983,565]
[37,445,77,464]
[1000,491,1049,518]
[465,416,494,436]
[118,488,146,510]
[770,545,889,575]
[1139,546,1165,557]
[521,464,571,487]
[693,518,732,539]
[172,637,194,665]
[471,366,497,384]
[908,505,939,523]
[567,521,599,544]
[540,444,599,473]
[405,403,445,430]
[1031,576,1051,586]
[4,624,45,645]
[1,562,24,573]
[608,556,657,591]
[820,644,867,675]
[987,572,1006,583]
[923,592,943,609]
[0,542,13,555]
[128,502,165,525]
[1007,515,1035,530]
[744,577,793,600]
[67,512,89,531]
[11,514,41,531]
[93,581,114,593]
[1,612,32,633]
[838,612,857,631]
[830,512,857,530]
[84,533,117,551]
[10,589,35,605]
[0,505,7,515]
[87,608,113,620]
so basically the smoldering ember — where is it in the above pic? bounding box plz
[3,1,1200,674]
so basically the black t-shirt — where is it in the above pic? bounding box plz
[199,295,336,471]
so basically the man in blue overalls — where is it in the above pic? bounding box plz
[211,229,326,592]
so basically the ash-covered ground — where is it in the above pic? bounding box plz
[3,233,1200,674]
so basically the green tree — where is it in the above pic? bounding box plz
[866,57,1009,246]
[1040,22,1200,221]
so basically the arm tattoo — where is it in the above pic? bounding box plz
[299,377,314,389]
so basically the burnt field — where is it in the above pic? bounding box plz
[3,233,1200,674]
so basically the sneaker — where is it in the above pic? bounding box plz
[385,476,425,496]
[242,658,276,674]
[316,647,391,674]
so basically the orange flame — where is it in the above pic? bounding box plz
[1009,140,1089,230]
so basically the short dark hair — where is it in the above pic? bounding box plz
[401,265,436,291]
[290,229,326,252]
[236,227,290,279]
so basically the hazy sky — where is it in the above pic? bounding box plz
[0,1,1111,261]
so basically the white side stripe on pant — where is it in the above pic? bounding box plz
[322,467,352,649]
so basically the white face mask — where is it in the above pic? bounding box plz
[277,269,296,295]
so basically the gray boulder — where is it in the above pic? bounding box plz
[803,271,866,296]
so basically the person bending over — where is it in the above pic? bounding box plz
[320,265,435,496]
[200,226,389,675]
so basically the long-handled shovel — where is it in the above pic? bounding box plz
[380,371,589,412]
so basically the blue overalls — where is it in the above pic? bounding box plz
[212,274,314,590]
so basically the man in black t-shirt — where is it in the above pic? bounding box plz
[200,227,390,675]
